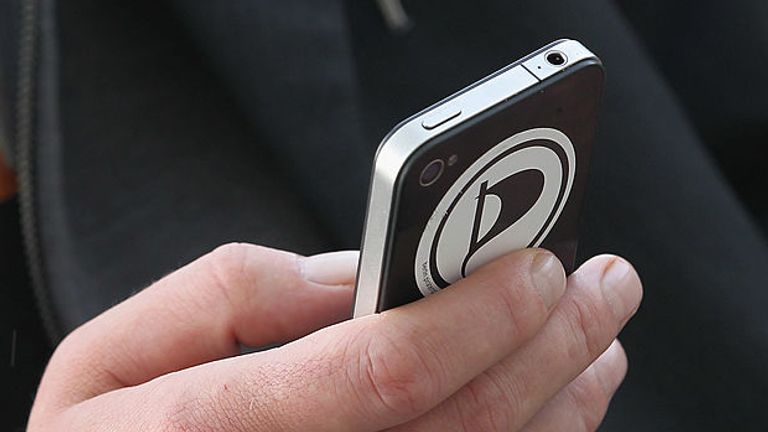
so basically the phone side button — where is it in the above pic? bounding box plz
[421,109,462,130]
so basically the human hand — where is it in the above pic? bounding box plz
[28,243,641,431]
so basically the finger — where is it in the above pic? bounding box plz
[134,248,568,432]
[521,340,628,432]
[34,244,358,409]
[394,255,642,431]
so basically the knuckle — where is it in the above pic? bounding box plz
[455,372,516,432]
[566,295,616,364]
[204,242,257,304]
[495,277,545,341]
[206,243,254,280]
[352,326,439,418]
[467,254,554,346]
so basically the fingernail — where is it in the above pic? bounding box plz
[600,258,635,320]
[530,251,566,308]
[592,340,627,395]
[299,250,360,285]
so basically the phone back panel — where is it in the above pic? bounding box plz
[353,41,605,316]
[376,60,604,311]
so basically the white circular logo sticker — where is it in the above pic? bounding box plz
[414,127,575,295]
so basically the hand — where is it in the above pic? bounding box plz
[28,243,642,431]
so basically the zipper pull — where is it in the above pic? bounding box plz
[375,0,412,33]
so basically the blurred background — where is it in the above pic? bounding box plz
[2,0,767,430]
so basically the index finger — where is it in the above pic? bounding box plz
[170,248,567,431]
[33,244,358,411]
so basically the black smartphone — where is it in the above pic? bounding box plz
[353,39,604,317]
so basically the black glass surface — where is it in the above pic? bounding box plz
[377,60,604,311]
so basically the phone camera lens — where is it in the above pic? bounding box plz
[419,159,445,186]
[546,51,567,66]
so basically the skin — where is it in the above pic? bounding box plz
[28,243,642,431]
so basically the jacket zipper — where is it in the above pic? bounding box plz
[16,0,60,343]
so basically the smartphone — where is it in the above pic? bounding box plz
[353,39,604,317]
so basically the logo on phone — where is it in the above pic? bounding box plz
[414,128,575,295]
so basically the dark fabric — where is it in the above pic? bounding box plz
[35,0,332,334]
[167,1,371,247]
[617,0,768,229]
[0,0,21,164]
[0,199,51,432]
[21,0,768,430]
